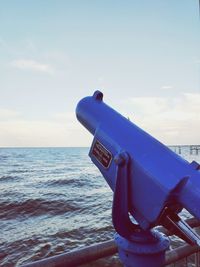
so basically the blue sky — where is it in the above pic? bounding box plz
[0,0,199,146]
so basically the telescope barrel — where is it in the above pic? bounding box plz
[76,91,200,232]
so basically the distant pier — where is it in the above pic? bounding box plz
[190,145,200,155]
[169,145,182,154]
[169,145,200,155]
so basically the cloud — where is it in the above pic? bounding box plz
[0,110,91,147]
[161,85,173,90]
[10,59,54,74]
[52,112,75,122]
[128,96,168,115]
[1,93,199,147]
[0,109,20,120]
[122,93,200,145]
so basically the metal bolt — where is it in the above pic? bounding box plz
[114,152,129,166]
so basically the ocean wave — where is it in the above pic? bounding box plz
[1,147,196,267]
[0,175,20,182]
[0,198,80,219]
[1,236,51,267]
[47,179,76,186]
[9,169,34,174]
[0,155,9,160]
[47,178,93,188]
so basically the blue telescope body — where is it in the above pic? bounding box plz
[76,91,200,244]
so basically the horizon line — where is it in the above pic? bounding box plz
[0,145,200,149]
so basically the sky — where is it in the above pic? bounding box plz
[0,0,199,147]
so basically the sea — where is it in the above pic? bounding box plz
[0,146,200,267]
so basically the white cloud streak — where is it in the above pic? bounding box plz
[0,93,199,147]
[161,85,173,90]
[122,93,200,145]
[0,111,91,147]
[10,59,54,74]
[0,109,21,120]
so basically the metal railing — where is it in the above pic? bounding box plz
[21,218,200,267]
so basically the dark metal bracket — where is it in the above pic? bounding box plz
[112,151,140,239]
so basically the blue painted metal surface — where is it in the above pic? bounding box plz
[76,91,200,266]
[115,231,169,267]
[76,91,200,230]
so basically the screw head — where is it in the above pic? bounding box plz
[114,152,129,166]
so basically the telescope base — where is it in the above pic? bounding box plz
[115,230,170,267]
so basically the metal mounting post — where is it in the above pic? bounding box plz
[112,151,170,267]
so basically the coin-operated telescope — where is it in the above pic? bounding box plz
[76,91,200,267]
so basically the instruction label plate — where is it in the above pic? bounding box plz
[91,140,112,169]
